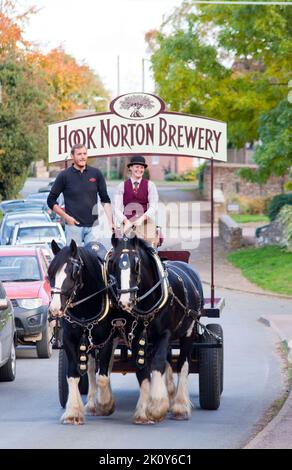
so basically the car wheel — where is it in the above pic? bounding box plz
[0,340,16,382]
[36,322,53,359]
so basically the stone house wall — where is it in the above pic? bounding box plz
[203,163,287,201]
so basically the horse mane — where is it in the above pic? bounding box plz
[48,246,71,279]
[78,245,103,280]
[48,245,102,281]
[135,237,156,255]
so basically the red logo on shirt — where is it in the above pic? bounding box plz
[89,178,96,182]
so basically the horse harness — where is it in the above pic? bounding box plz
[50,254,117,346]
[106,246,209,366]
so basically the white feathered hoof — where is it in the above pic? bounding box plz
[84,401,98,416]
[146,397,169,423]
[61,409,85,425]
[170,401,192,421]
[96,398,115,416]
[133,414,155,425]
[165,363,176,403]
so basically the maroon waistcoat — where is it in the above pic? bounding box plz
[123,178,149,220]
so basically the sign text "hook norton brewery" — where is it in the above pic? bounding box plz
[48,93,227,163]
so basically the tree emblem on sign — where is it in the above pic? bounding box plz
[119,95,155,118]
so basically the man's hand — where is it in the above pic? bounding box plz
[65,215,80,226]
[132,216,145,229]
[123,219,133,235]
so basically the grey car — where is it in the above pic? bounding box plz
[10,221,66,247]
[0,281,16,382]
[0,211,51,245]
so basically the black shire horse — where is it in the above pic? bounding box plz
[48,239,123,425]
[108,234,204,424]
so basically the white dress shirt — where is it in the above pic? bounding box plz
[114,178,159,225]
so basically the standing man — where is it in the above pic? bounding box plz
[47,144,114,246]
[114,155,159,246]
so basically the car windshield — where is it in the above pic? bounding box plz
[17,226,60,241]
[27,193,48,201]
[4,202,46,213]
[0,256,41,281]
[27,193,63,205]
[1,214,50,244]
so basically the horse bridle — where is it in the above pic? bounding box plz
[50,256,84,314]
[51,256,83,297]
[115,248,141,299]
[50,255,115,323]
[111,246,169,316]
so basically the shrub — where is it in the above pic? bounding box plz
[278,205,292,252]
[181,169,197,181]
[164,172,182,181]
[268,193,292,221]
[284,181,292,192]
[197,162,206,193]
[227,195,268,215]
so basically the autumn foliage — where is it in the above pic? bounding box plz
[0,1,108,199]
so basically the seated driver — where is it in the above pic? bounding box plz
[114,155,159,247]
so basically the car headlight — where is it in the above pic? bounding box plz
[18,298,42,309]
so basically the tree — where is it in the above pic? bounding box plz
[0,2,109,199]
[119,94,155,117]
[148,1,291,149]
[0,57,52,198]
[32,48,109,119]
[239,99,292,184]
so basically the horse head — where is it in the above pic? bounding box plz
[48,239,84,317]
[109,233,142,312]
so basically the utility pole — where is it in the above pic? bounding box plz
[142,58,145,92]
[117,55,120,96]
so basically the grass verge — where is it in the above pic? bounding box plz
[227,246,292,296]
[231,214,269,223]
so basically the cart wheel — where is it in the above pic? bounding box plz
[58,349,89,408]
[199,323,223,410]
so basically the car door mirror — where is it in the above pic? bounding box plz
[0,298,9,310]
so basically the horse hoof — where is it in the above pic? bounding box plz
[61,415,85,425]
[170,403,191,420]
[133,416,155,425]
[96,400,115,416]
[171,412,190,421]
[146,397,169,422]
[85,403,98,416]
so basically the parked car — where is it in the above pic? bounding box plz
[38,179,56,193]
[0,246,52,358]
[0,211,51,245]
[10,221,66,248]
[0,200,47,215]
[27,192,64,226]
[0,199,25,214]
[0,280,16,381]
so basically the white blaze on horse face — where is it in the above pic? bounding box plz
[49,263,67,314]
[119,262,131,309]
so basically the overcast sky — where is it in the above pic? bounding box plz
[20,0,182,99]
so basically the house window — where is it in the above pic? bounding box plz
[235,182,240,193]
[152,155,160,165]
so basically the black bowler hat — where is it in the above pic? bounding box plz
[127,155,148,168]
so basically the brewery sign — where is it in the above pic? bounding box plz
[48,93,227,163]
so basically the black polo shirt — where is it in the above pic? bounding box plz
[47,165,111,227]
